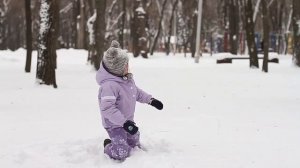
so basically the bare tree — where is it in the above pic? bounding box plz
[223,0,229,53]
[149,0,168,55]
[268,0,284,54]
[72,0,78,48]
[176,0,189,56]
[131,0,150,58]
[182,0,198,57]
[262,0,269,72]
[36,0,58,88]
[77,0,86,49]
[92,0,106,70]
[244,0,259,68]
[0,0,10,50]
[87,11,96,63]
[119,0,126,48]
[25,0,32,73]
[253,0,261,23]
[293,0,300,66]
[229,0,239,55]
[166,0,179,56]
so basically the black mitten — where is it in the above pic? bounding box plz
[149,98,163,110]
[123,120,138,135]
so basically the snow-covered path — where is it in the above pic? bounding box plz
[1,49,300,168]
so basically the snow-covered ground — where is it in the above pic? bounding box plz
[1,49,300,168]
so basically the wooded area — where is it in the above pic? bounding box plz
[0,0,298,88]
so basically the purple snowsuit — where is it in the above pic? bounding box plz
[96,63,152,160]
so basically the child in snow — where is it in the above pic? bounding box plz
[96,40,163,160]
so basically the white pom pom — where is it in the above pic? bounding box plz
[110,40,120,48]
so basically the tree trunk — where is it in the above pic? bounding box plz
[77,0,86,49]
[262,0,269,72]
[245,0,259,68]
[149,0,168,55]
[293,0,300,66]
[87,0,95,15]
[72,0,78,48]
[166,0,179,56]
[87,12,96,63]
[229,0,239,55]
[53,0,59,68]
[93,0,106,70]
[25,0,32,73]
[223,0,229,53]
[36,0,58,88]
[191,14,197,58]
[0,1,7,50]
[277,2,284,54]
[131,0,149,58]
[119,0,126,49]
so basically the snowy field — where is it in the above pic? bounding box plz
[1,49,300,168]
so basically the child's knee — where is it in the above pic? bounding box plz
[111,144,131,160]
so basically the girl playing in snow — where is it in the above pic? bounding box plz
[96,40,163,160]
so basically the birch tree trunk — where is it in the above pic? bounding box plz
[36,0,58,88]
[87,12,96,63]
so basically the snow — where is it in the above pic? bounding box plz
[233,35,236,41]
[1,49,300,168]
[170,36,176,44]
[1,0,11,15]
[87,11,96,45]
[135,6,146,14]
[296,20,300,35]
[248,18,251,23]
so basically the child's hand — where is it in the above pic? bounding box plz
[149,98,163,110]
[123,120,139,135]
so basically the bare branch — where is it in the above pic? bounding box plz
[267,0,275,8]
[108,0,117,15]
[155,0,162,16]
[286,5,292,33]
[107,11,124,31]
[253,0,261,22]
[59,3,72,14]
[3,0,12,13]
